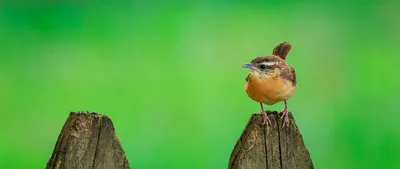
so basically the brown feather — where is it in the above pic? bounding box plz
[272,41,292,60]
[281,66,297,86]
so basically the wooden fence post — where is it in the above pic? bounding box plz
[228,111,313,169]
[47,112,130,169]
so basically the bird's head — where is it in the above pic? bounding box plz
[242,56,284,76]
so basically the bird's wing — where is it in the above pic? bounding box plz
[281,66,296,86]
[290,67,296,86]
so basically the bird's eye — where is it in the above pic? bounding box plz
[259,64,266,69]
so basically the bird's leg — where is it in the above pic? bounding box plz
[280,100,290,128]
[260,103,272,126]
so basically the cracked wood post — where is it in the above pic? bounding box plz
[47,112,130,169]
[228,111,313,169]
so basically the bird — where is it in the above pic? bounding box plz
[242,41,296,128]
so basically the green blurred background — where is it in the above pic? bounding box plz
[0,0,399,168]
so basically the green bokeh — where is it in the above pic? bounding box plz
[1,1,399,169]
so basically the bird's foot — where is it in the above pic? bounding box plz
[261,111,272,131]
[280,109,291,128]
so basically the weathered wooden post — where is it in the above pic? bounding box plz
[228,111,313,169]
[47,112,130,169]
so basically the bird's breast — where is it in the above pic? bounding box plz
[245,73,295,105]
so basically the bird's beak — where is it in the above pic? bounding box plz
[242,63,256,70]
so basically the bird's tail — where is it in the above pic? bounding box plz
[272,41,292,60]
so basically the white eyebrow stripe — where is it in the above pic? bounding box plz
[262,61,278,66]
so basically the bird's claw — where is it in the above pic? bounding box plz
[261,111,272,132]
[280,110,291,129]
[261,111,271,125]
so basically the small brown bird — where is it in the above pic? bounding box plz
[242,41,296,127]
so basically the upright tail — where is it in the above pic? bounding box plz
[272,41,292,60]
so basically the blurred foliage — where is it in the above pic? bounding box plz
[0,0,399,169]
